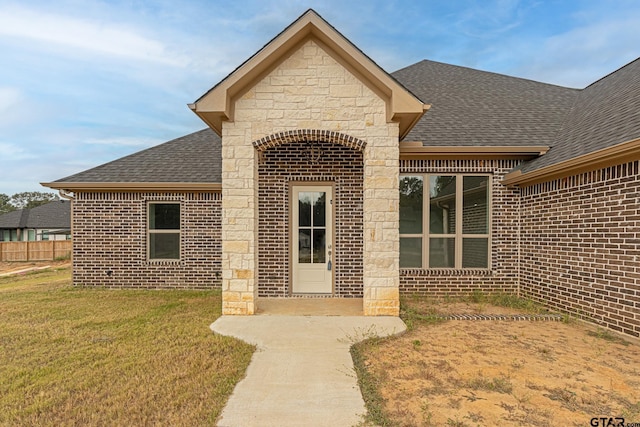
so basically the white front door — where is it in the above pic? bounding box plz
[292,185,333,294]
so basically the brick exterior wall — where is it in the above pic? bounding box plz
[258,141,363,297]
[67,158,640,337]
[520,161,640,337]
[399,159,521,297]
[72,192,221,289]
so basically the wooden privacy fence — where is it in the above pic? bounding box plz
[0,241,72,262]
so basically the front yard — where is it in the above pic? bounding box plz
[4,263,639,426]
[353,294,640,427]
[0,265,254,426]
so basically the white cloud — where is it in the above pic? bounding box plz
[0,87,31,128]
[0,87,21,111]
[83,136,164,148]
[514,16,640,87]
[0,141,32,161]
[0,5,186,66]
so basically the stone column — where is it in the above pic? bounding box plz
[220,125,259,315]
[362,132,400,316]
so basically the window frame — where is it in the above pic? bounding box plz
[147,201,181,261]
[400,173,492,270]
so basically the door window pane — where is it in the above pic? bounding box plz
[462,238,488,268]
[312,229,326,263]
[298,194,312,227]
[463,176,489,234]
[298,229,311,263]
[400,238,422,268]
[429,238,455,268]
[400,176,423,234]
[313,192,326,227]
[429,176,456,234]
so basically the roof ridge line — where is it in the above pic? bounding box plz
[395,58,582,90]
[583,56,640,89]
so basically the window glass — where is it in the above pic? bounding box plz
[429,176,456,234]
[462,238,489,268]
[400,238,422,268]
[429,238,455,268]
[150,204,180,230]
[150,233,180,259]
[400,176,423,234]
[400,174,490,269]
[463,176,489,234]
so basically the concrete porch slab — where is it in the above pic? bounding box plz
[211,315,406,426]
[256,297,363,316]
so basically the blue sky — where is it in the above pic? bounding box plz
[1,0,639,196]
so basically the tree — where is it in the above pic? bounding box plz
[9,192,59,210]
[0,193,15,214]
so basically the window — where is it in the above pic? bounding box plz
[148,203,181,260]
[400,175,490,269]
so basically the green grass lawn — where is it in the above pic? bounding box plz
[0,267,254,426]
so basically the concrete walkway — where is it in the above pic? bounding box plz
[211,314,406,427]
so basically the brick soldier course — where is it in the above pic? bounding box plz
[44,10,640,337]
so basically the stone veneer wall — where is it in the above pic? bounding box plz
[520,161,640,337]
[72,192,221,289]
[221,39,400,315]
[399,159,521,296]
[258,141,363,297]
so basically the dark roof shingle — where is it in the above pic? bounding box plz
[392,60,579,147]
[521,58,640,173]
[0,201,70,229]
[53,129,221,184]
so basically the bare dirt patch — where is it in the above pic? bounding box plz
[356,297,640,426]
[0,260,71,275]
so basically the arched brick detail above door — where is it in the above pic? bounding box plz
[252,129,367,152]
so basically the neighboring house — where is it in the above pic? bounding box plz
[43,10,640,337]
[0,201,71,242]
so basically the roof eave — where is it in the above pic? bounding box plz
[41,182,222,192]
[502,137,640,186]
[400,143,550,159]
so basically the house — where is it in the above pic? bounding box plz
[43,10,640,337]
[0,200,71,242]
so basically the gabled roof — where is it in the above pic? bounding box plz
[393,60,579,147]
[190,9,427,139]
[43,129,222,191]
[41,9,639,190]
[0,201,70,229]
